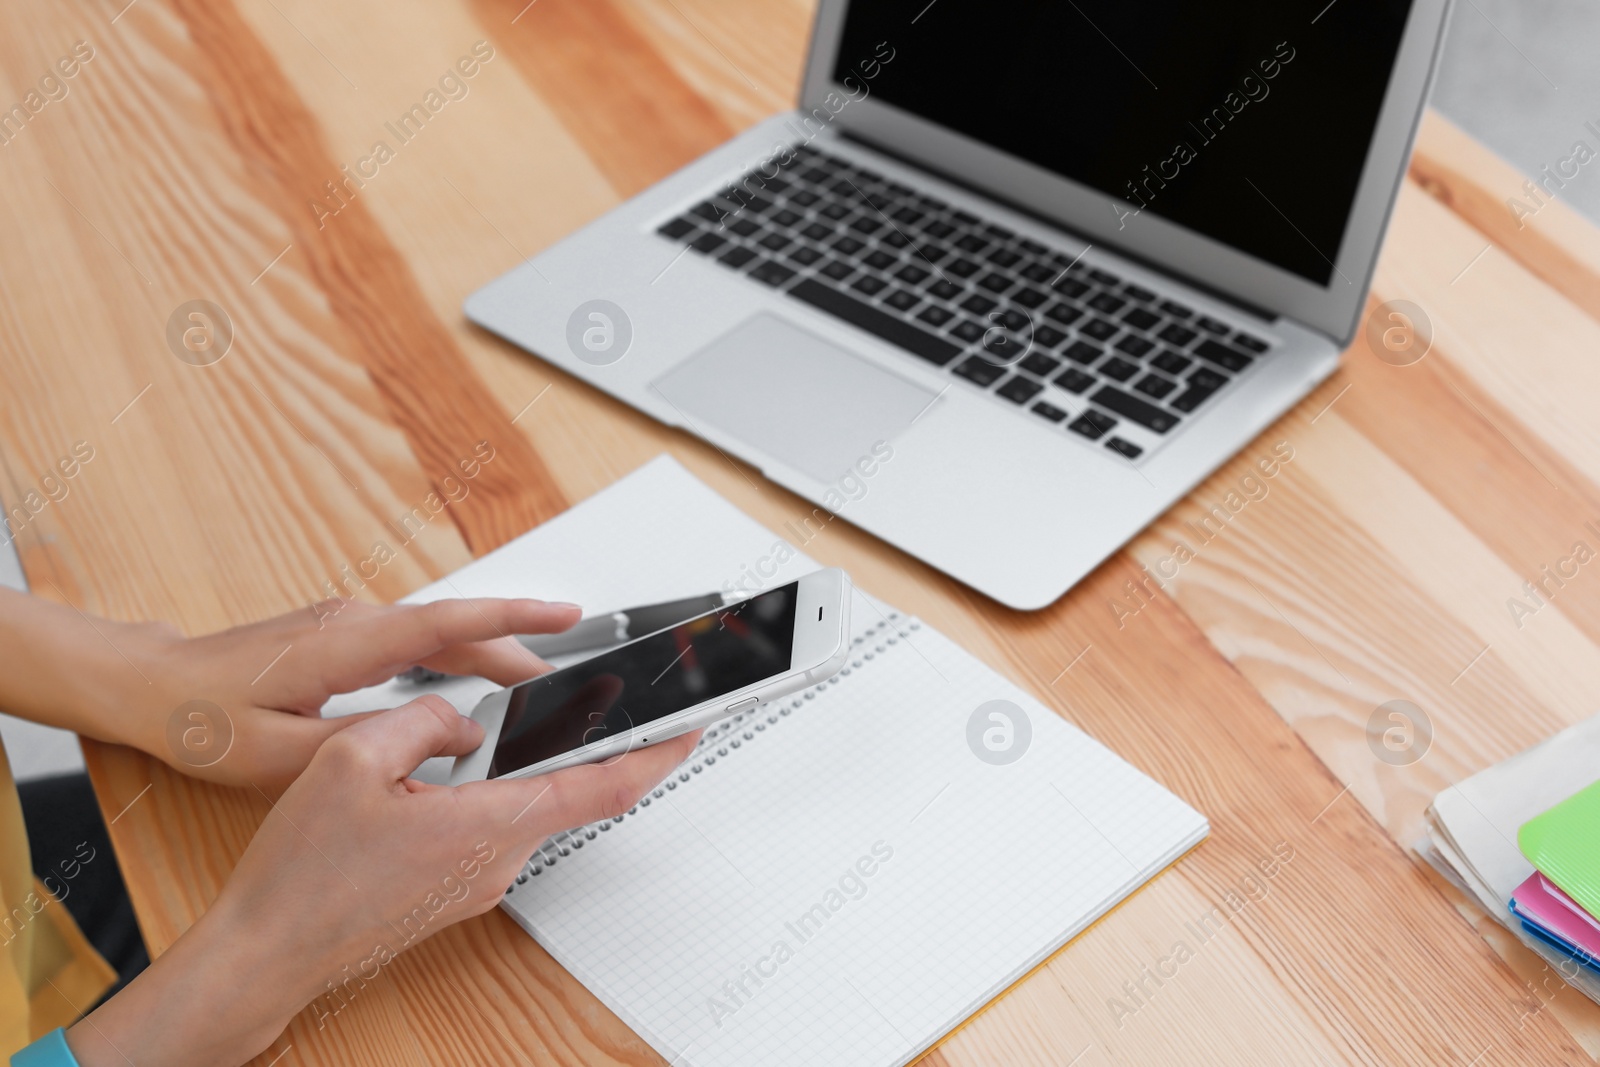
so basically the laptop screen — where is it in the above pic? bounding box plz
[832,0,1414,287]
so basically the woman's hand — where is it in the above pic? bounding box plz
[0,588,579,791]
[65,697,701,1067]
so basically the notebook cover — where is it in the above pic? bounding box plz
[1519,779,1600,921]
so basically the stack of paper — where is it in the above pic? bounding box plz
[1422,714,1600,1000]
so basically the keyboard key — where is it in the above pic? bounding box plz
[913,244,949,264]
[1011,287,1048,309]
[1134,373,1176,399]
[1151,350,1192,375]
[833,236,866,256]
[1068,410,1117,440]
[689,231,727,254]
[1233,332,1270,353]
[981,331,1025,365]
[960,294,998,314]
[1044,303,1083,326]
[819,202,851,220]
[977,272,1013,293]
[801,222,833,241]
[952,209,980,225]
[748,260,796,286]
[690,200,728,224]
[730,218,761,237]
[923,220,957,239]
[1081,318,1118,341]
[658,216,697,239]
[1021,263,1056,284]
[1196,315,1229,335]
[1089,292,1127,314]
[955,234,989,253]
[1087,268,1121,286]
[1031,401,1068,423]
[1193,338,1254,372]
[881,231,910,249]
[884,289,921,312]
[1053,276,1091,298]
[1159,323,1198,346]
[895,264,930,285]
[1105,437,1144,459]
[953,356,1007,387]
[1099,357,1140,382]
[988,249,1022,268]
[984,223,1014,241]
[1019,238,1048,255]
[948,259,981,278]
[720,246,758,268]
[864,250,897,270]
[1054,367,1095,393]
[927,279,962,300]
[1171,382,1220,413]
[1159,299,1193,319]
[851,275,888,296]
[850,217,884,235]
[759,233,792,251]
[1033,325,1069,349]
[1123,284,1157,303]
[892,207,924,224]
[950,319,985,343]
[1115,335,1154,358]
[743,197,774,214]
[772,209,803,227]
[1062,341,1102,365]
[788,190,821,208]
[820,260,854,281]
[788,246,823,266]
[1190,368,1229,390]
[788,278,962,365]
[1091,386,1180,432]
[1021,351,1060,376]
[996,375,1044,404]
[917,305,954,327]
[1122,307,1161,332]
[997,308,1030,332]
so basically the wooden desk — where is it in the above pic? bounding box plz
[4,1,1599,1062]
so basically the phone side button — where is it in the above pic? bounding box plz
[724,696,760,713]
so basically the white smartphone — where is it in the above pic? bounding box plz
[449,569,852,783]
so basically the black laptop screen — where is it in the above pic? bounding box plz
[832,0,1414,286]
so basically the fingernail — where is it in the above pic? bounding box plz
[546,601,582,611]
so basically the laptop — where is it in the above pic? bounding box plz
[465,0,1451,610]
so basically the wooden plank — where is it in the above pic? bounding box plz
[1411,111,1600,326]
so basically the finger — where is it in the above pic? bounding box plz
[245,709,386,792]
[417,635,552,687]
[317,696,484,782]
[463,730,702,840]
[308,599,581,693]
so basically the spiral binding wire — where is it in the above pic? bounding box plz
[506,611,921,894]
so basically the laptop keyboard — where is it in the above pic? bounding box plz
[655,144,1272,462]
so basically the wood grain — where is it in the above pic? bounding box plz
[1,0,1598,1063]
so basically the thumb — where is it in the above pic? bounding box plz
[324,696,485,781]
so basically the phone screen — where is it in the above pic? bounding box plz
[487,582,800,777]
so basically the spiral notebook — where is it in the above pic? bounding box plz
[361,455,1210,1067]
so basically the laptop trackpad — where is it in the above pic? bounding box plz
[651,313,937,484]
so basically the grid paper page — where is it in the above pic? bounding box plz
[504,590,1208,1067]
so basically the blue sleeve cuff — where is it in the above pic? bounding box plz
[12,1029,80,1067]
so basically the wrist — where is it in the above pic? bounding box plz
[67,893,311,1067]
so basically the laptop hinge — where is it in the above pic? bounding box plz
[836,129,1281,324]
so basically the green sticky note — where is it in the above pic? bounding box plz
[1520,778,1600,920]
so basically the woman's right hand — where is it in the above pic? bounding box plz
[66,697,701,1067]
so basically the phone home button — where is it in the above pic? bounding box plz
[725,696,760,713]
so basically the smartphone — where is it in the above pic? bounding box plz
[449,569,852,783]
